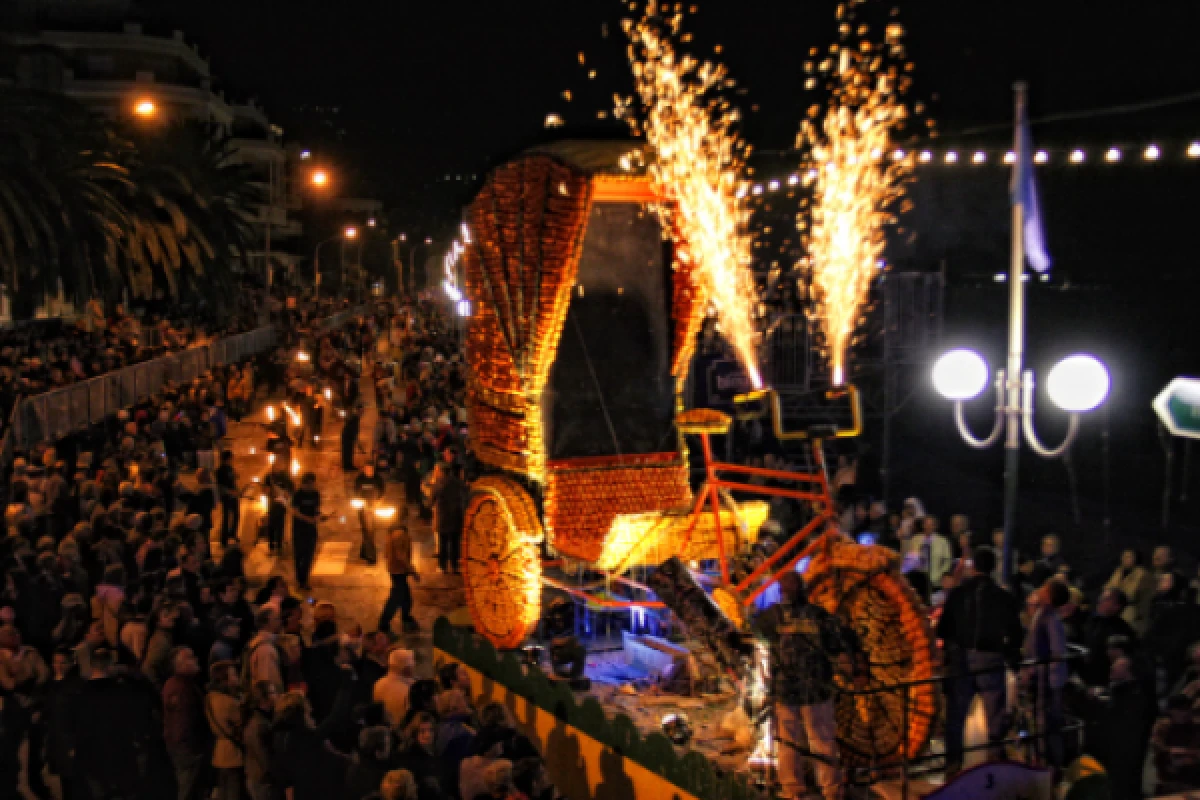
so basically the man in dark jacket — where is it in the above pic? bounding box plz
[272,668,357,800]
[1081,588,1137,687]
[1088,657,1153,800]
[434,463,467,575]
[69,647,154,799]
[341,405,363,473]
[752,571,862,800]
[936,547,1024,774]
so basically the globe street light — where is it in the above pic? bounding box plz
[934,350,1108,456]
[934,348,1109,580]
[311,169,329,188]
[932,349,989,401]
[133,99,157,117]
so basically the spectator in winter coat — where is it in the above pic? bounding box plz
[163,646,210,800]
[243,681,279,800]
[271,673,357,800]
[1106,549,1155,635]
[343,725,395,800]
[247,607,285,693]
[436,688,476,798]
[374,648,416,726]
[205,661,244,800]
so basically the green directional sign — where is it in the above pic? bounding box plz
[1153,377,1200,439]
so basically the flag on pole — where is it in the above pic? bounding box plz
[1012,101,1052,272]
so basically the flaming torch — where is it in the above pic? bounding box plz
[799,1,916,385]
[622,2,762,388]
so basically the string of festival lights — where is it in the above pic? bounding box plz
[742,140,1200,196]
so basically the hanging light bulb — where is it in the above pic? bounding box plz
[1105,147,1122,163]
[1144,144,1161,161]
[1069,149,1086,164]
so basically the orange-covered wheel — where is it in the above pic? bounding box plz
[462,477,544,649]
[804,537,938,768]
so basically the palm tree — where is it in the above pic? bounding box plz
[124,122,263,306]
[0,90,265,318]
[0,87,134,316]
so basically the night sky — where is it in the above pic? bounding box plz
[145,0,1200,225]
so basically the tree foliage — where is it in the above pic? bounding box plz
[0,87,264,318]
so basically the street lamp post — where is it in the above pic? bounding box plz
[341,226,358,297]
[312,226,356,301]
[933,83,1110,584]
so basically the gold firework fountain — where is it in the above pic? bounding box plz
[620,1,762,388]
[799,1,917,385]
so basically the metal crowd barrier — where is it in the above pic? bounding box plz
[9,325,277,449]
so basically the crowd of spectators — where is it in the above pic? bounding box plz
[0,295,562,800]
[812,474,1200,796]
[0,291,272,434]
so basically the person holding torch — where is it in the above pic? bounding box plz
[353,462,386,565]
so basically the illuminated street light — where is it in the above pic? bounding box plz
[1105,147,1122,163]
[344,226,358,240]
[133,99,157,117]
[1046,355,1110,413]
[367,217,377,227]
[932,349,989,400]
[935,349,1108,455]
[311,169,329,187]
[1189,142,1200,159]
[1069,149,1086,164]
[1144,144,1161,162]
[300,150,312,160]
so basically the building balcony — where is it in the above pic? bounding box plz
[25,26,211,81]
[230,137,286,164]
[60,78,234,126]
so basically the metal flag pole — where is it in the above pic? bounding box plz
[1002,81,1028,585]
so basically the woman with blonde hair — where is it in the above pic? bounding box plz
[376,769,417,800]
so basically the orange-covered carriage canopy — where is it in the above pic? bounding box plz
[462,142,709,485]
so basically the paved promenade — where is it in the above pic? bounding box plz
[216,380,466,659]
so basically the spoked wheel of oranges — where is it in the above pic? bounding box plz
[461,476,544,650]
